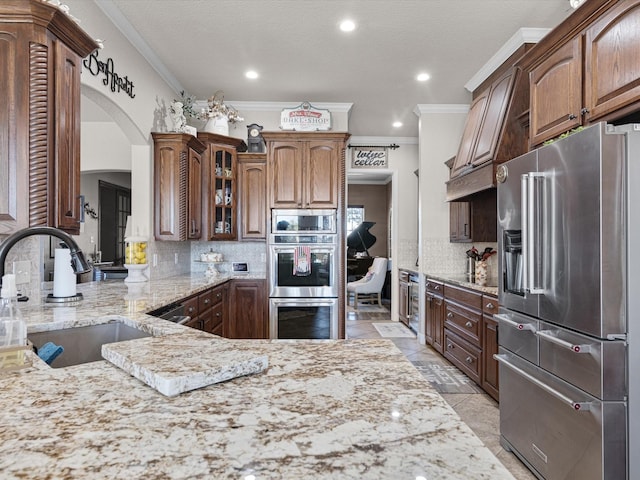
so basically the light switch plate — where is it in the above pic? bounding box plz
[13,261,31,284]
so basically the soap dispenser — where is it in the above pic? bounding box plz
[0,274,27,370]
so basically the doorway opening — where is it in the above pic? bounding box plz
[99,180,131,265]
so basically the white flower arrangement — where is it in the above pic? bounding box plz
[198,90,244,124]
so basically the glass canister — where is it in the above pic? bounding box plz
[124,238,148,265]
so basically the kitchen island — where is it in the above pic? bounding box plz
[0,274,514,479]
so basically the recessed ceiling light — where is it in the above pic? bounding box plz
[339,19,356,32]
[416,73,430,82]
[392,121,403,128]
[245,70,259,79]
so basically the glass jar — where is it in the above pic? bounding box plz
[125,240,148,265]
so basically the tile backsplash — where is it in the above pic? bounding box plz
[421,237,498,284]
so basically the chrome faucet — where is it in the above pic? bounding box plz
[0,226,91,288]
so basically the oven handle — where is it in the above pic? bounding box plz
[535,330,593,354]
[270,298,337,306]
[494,313,536,332]
[270,246,336,253]
[494,354,594,412]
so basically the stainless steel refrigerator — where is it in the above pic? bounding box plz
[495,122,640,480]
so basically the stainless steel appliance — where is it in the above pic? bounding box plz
[148,303,191,325]
[268,209,339,339]
[495,123,639,480]
[407,273,420,333]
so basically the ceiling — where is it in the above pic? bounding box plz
[90,0,575,139]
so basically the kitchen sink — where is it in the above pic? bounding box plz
[28,322,151,368]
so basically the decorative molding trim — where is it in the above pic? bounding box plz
[94,0,184,94]
[414,104,470,115]
[465,27,551,93]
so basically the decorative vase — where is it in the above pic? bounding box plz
[475,260,488,286]
[203,115,229,136]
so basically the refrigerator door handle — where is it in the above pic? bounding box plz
[495,313,536,332]
[494,354,594,411]
[535,330,593,353]
[522,172,545,294]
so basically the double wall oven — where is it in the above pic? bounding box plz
[268,209,339,339]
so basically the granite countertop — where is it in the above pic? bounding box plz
[0,273,513,478]
[427,273,499,296]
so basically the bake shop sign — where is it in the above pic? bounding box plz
[351,147,388,168]
[280,102,331,131]
[83,50,135,99]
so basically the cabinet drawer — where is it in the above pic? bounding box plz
[482,295,499,315]
[426,279,443,295]
[198,289,215,312]
[444,329,481,384]
[183,295,199,318]
[444,283,482,310]
[211,284,226,305]
[444,301,481,346]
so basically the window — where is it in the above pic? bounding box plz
[347,206,365,235]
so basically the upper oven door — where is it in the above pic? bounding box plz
[269,243,337,298]
[271,209,336,234]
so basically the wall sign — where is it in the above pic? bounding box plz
[351,147,388,168]
[280,102,331,131]
[83,50,136,99]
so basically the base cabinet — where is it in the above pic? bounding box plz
[227,279,268,339]
[481,295,499,401]
[425,279,444,354]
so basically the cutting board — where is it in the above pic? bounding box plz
[102,333,268,397]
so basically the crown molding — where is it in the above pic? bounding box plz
[94,0,184,93]
[414,104,470,116]
[465,27,551,93]
[208,100,354,114]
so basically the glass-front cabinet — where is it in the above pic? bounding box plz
[197,133,244,241]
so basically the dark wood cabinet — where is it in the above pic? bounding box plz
[198,133,244,241]
[227,279,268,339]
[152,133,206,241]
[263,132,349,209]
[529,37,583,147]
[448,189,497,243]
[425,279,444,354]
[481,294,500,401]
[237,153,266,240]
[0,1,98,234]
[180,283,227,335]
[524,0,640,147]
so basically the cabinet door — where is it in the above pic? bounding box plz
[449,202,471,243]
[451,91,489,177]
[306,141,338,208]
[53,41,82,233]
[471,70,515,167]
[207,146,237,240]
[269,141,302,208]
[399,281,409,325]
[585,0,640,121]
[153,136,186,240]
[530,37,583,147]
[227,280,267,339]
[238,157,266,240]
[482,315,499,401]
[187,146,202,239]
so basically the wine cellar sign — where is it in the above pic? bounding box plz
[280,102,331,131]
[83,50,136,99]
[351,147,388,168]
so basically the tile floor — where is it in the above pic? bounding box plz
[346,304,536,480]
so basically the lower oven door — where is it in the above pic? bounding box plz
[269,244,337,297]
[269,297,338,340]
[495,349,626,480]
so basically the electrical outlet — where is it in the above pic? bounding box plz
[153,254,158,267]
[174,253,179,264]
[13,261,31,284]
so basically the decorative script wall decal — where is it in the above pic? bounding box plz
[83,50,135,99]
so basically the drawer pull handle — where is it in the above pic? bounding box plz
[535,330,593,354]
[204,299,210,304]
[216,312,221,318]
[447,312,453,319]
[465,321,473,328]
[465,356,473,364]
[447,343,454,349]
[486,302,495,309]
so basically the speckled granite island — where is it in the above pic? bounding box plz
[0,274,514,479]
